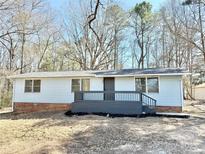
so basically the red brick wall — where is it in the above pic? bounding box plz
[14,102,71,113]
[14,103,182,113]
[156,106,182,113]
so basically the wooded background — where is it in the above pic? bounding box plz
[0,0,205,107]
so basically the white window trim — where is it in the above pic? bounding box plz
[134,76,160,93]
[24,79,41,93]
[147,76,160,93]
[135,77,147,93]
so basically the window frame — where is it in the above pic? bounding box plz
[71,78,90,92]
[147,77,159,93]
[71,79,81,92]
[81,79,90,91]
[33,80,41,93]
[24,80,33,93]
[24,79,41,93]
[134,76,159,93]
[135,77,146,93]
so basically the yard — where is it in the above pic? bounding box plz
[1,101,205,154]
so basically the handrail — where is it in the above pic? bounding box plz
[141,93,156,109]
[75,91,143,93]
[142,93,157,102]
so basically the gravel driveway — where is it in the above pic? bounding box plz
[0,101,205,154]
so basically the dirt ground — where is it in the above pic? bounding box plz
[1,101,205,154]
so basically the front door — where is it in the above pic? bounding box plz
[104,77,115,100]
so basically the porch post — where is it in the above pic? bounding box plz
[140,93,143,102]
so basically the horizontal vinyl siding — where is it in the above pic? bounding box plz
[85,78,104,100]
[13,76,183,107]
[148,76,183,107]
[115,77,135,91]
[115,76,183,107]
[14,77,104,104]
[14,78,73,103]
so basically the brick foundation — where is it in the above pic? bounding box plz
[14,102,71,113]
[156,106,182,113]
[13,103,182,113]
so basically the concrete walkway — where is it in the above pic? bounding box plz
[156,112,190,118]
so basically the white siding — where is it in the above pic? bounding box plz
[115,77,135,91]
[85,78,104,100]
[148,76,183,107]
[115,77,137,101]
[13,76,183,107]
[14,77,104,104]
[90,78,103,90]
[114,76,183,107]
[14,78,73,103]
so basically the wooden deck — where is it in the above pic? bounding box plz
[72,91,157,115]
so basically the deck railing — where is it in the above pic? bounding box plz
[141,93,157,109]
[74,91,156,110]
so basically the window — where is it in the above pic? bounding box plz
[147,77,159,93]
[25,80,41,93]
[135,78,146,92]
[25,80,32,92]
[71,79,90,92]
[33,80,41,92]
[81,79,90,91]
[72,79,80,92]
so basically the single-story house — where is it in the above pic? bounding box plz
[9,68,189,114]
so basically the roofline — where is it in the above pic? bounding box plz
[8,75,95,79]
[95,73,189,77]
[9,72,190,79]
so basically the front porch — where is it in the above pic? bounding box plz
[71,91,157,115]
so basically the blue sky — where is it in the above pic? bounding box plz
[49,0,166,12]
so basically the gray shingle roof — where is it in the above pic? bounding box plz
[9,68,189,79]
[95,68,188,76]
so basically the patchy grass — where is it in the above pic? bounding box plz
[0,101,205,154]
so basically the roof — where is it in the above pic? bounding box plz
[95,68,189,76]
[9,68,189,79]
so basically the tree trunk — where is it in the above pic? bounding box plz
[20,33,25,74]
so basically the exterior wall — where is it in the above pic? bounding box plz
[90,77,104,90]
[115,77,137,101]
[85,78,104,100]
[14,103,71,113]
[115,77,135,91]
[156,106,182,113]
[115,76,183,107]
[13,77,104,104]
[148,76,183,107]
[13,75,183,112]
[14,78,73,103]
